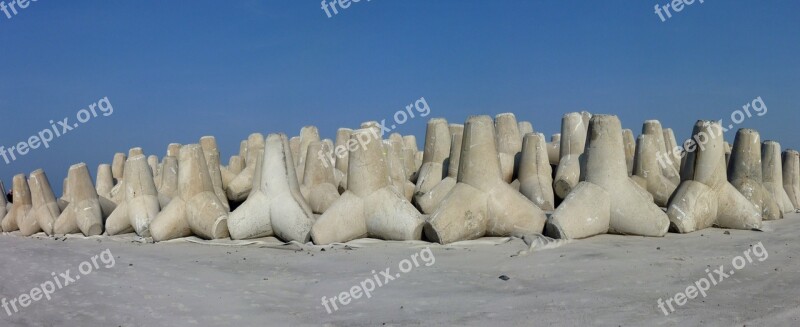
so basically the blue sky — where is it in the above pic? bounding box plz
[1,0,798,194]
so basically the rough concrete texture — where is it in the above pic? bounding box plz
[156,156,179,208]
[413,118,451,214]
[553,113,587,199]
[200,136,231,212]
[1,174,32,232]
[402,134,419,181]
[556,115,669,238]
[518,133,555,211]
[663,128,682,172]
[123,155,161,237]
[727,129,782,220]
[642,120,681,186]
[386,134,415,201]
[632,134,678,207]
[226,133,265,202]
[300,141,340,214]
[312,127,424,244]
[622,128,635,176]
[334,128,353,190]
[414,124,462,215]
[15,173,41,236]
[547,133,561,166]
[545,181,610,239]
[782,150,800,208]
[150,144,231,242]
[294,126,321,183]
[227,134,315,242]
[667,121,762,233]
[762,141,796,214]
[54,164,104,236]
[26,169,60,236]
[147,155,159,175]
[425,116,547,244]
[495,113,522,183]
[95,164,114,200]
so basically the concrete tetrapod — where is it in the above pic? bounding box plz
[642,120,680,186]
[727,129,781,220]
[93,164,118,220]
[724,142,733,167]
[227,133,265,202]
[295,126,321,183]
[518,121,534,137]
[148,155,159,176]
[782,150,800,208]
[631,134,678,207]
[53,164,104,236]
[25,169,60,235]
[402,135,419,181]
[547,133,561,166]
[105,155,161,236]
[663,128,682,172]
[385,134,415,201]
[553,115,669,238]
[112,152,126,182]
[334,128,353,190]
[553,113,588,199]
[424,116,547,244]
[228,134,316,243]
[495,113,522,183]
[406,134,424,176]
[2,174,32,232]
[666,121,762,233]
[227,134,314,242]
[156,156,179,207]
[167,143,182,158]
[300,141,340,214]
[220,155,243,190]
[623,129,636,176]
[311,128,424,245]
[200,136,230,211]
[762,141,795,214]
[109,152,126,203]
[96,164,114,200]
[126,155,161,236]
[545,181,610,239]
[414,124,462,214]
[518,133,555,211]
[331,128,356,193]
[150,144,230,241]
[14,175,41,236]
[57,178,70,211]
[413,118,451,213]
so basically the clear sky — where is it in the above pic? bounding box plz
[1,0,798,195]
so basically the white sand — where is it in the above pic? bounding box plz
[1,214,799,326]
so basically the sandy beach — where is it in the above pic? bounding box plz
[0,214,797,326]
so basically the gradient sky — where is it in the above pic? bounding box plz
[1,0,798,195]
